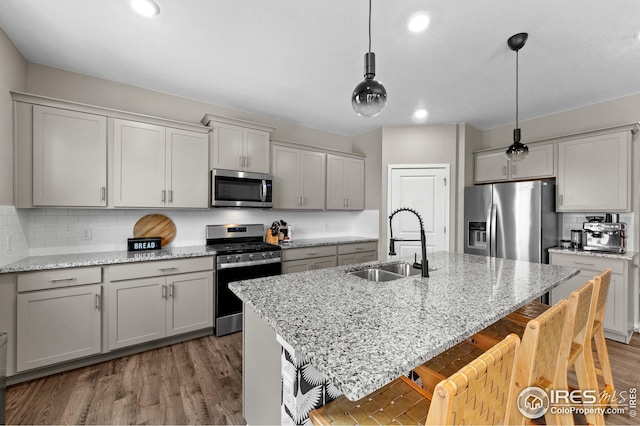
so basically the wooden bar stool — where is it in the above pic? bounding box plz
[507,299,568,425]
[415,299,568,425]
[554,280,603,426]
[591,269,616,409]
[308,333,520,426]
[472,279,604,425]
[499,268,616,411]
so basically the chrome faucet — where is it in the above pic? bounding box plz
[388,207,429,278]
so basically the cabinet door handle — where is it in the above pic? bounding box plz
[169,283,174,298]
[101,186,106,202]
[159,267,177,272]
[169,190,173,203]
[355,247,364,251]
[512,164,517,176]
[502,166,507,176]
[574,261,595,267]
[162,190,166,202]
[559,194,563,206]
[307,251,318,255]
[346,198,350,207]
[300,196,304,206]
[95,293,101,309]
[161,284,166,298]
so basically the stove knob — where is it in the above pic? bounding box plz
[226,256,232,262]
[249,254,254,260]
[235,255,242,262]
[269,252,274,257]
[262,252,267,258]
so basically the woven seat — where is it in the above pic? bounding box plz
[507,299,550,324]
[413,340,486,397]
[309,334,520,426]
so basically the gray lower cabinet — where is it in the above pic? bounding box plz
[108,259,213,350]
[549,252,634,343]
[281,245,338,274]
[16,267,103,372]
[337,242,378,266]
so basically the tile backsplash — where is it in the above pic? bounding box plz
[559,212,634,251]
[0,206,379,265]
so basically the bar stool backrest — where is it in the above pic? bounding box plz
[425,333,520,425]
[507,299,568,425]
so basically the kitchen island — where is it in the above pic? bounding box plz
[230,251,580,425]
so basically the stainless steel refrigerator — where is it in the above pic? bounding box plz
[464,180,557,264]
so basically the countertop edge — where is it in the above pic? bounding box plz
[549,247,638,261]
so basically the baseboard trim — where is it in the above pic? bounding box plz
[7,328,213,385]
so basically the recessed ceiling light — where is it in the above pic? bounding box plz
[131,0,160,17]
[413,109,428,121]
[408,12,430,33]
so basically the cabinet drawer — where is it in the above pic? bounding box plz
[109,257,213,282]
[338,242,377,255]
[281,245,336,261]
[550,253,624,275]
[18,266,102,292]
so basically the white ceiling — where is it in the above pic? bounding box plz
[1,0,640,137]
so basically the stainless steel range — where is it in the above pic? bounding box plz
[207,224,281,336]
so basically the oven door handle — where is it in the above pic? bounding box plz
[217,257,281,270]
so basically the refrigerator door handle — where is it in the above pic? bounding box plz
[490,204,497,257]
[485,203,493,256]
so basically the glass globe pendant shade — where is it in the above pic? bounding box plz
[506,128,529,162]
[352,52,387,117]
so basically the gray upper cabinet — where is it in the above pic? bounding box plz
[557,131,631,212]
[13,92,211,209]
[32,105,107,207]
[271,143,326,210]
[113,119,209,209]
[474,143,554,184]
[326,154,365,210]
[201,115,275,174]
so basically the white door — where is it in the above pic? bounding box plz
[388,166,449,259]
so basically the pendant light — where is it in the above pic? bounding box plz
[352,0,387,117]
[505,32,529,162]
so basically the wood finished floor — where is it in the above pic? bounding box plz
[6,332,640,425]
[6,333,245,425]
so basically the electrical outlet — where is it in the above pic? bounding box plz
[80,228,92,240]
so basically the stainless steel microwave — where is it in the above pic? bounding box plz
[211,169,273,208]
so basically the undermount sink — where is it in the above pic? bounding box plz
[347,268,405,282]
[377,262,423,277]
[348,262,436,282]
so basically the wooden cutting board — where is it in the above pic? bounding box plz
[133,214,176,247]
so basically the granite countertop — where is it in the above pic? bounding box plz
[0,236,379,274]
[0,246,217,274]
[549,247,638,261]
[279,236,377,249]
[229,251,579,401]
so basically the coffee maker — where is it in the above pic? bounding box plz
[583,221,626,253]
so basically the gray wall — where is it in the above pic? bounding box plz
[25,63,353,152]
[0,27,27,204]
[379,125,460,256]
